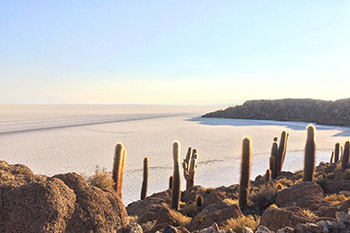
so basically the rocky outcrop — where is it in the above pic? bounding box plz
[275,182,324,208]
[0,161,129,233]
[202,98,350,126]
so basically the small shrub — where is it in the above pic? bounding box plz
[180,202,199,217]
[315,176,328,190]
[276,178,293,187]
[87,165,114,189]
[269,204,278,208]
[223,215,260,233]
[250,185,278,212]
[324,194,349,205]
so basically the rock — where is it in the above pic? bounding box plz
[189,200,242,231]
[242,227,253,233]
[202,191,226,208]
[326,221,333,232]
[316,221,328,232]
[324,180,350,193]
[260,207,314,232]
[305,223,321,233]
[277,226,294,233]
[163,226,178,233]
[199,226,213,233]
[127,222,144,233]
[275,182,324,208]
[336,211,350,223]
[0,161,129,233]
[256,225,271,233]
[333,221,346,230]
[295,223,308,233]
[225,229,236,233]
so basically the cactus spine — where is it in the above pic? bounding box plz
[335,143,340,162]
[303,125,316,182]
[183,147,197,189]
[341,141,350,170]
[169,175,173,190]
[171,140,181,211]
[112,142,126,199]
[141,156,149,200]
[239,136,252,210]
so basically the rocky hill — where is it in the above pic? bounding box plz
[202,98,350,126]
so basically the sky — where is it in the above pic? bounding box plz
[1,1,350,105]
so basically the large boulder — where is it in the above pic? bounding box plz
[260,206,315,231]
[324,180,350,193]
[275,182,324,208]
[0,161,129,233]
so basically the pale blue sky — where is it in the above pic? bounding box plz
[1,1,350,104]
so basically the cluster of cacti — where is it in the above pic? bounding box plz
[112,142,126,199]
[140,156,149,200]
[341,141,350,170]
[239,136,252,210]
[269,132,289,179]
[303,125,316,182]
[182,147,198,189]
[171,140,181,211]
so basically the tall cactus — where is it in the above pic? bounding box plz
[303,125,316,182]
[171,140,181,211]
[270,139,278,179]
[239,136,252,210]
[341,141,350,170]
[183,147,197,189]
[276,131,289,175]
[169,175,173,190]
[330,151,334,164]
[141,156,149,200]
[335,143,340,162]
[112,142,127,199]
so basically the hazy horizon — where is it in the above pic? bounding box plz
[1,1,350,105]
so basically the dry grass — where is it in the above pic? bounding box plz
[223,198,238,206]
[269,204,278,208]
[223,215,260,233]
[87,165,114,189]
[324,194,350,205]
[169,210,192,227]
[301,209,317,218]
[141,220,157,232]
[180,202,199,217]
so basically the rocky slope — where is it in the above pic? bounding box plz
[0,161,129,233]
[202,98,350,126]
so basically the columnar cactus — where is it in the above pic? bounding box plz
[276,131,289,175]
[183,147,197,189]
[330,151,334,164]
[335,143,340,162]
[112,142,126,199]
[341,141,350,170]
[171,140,181,211]
[303,125,316,182]
[270,139,278,179]
[239,136,252,210]
[141,156,149,200]
[169,175,173,190]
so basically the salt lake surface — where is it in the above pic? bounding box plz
[1,104,350,205]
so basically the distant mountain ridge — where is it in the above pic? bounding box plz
[202,98,350,126]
